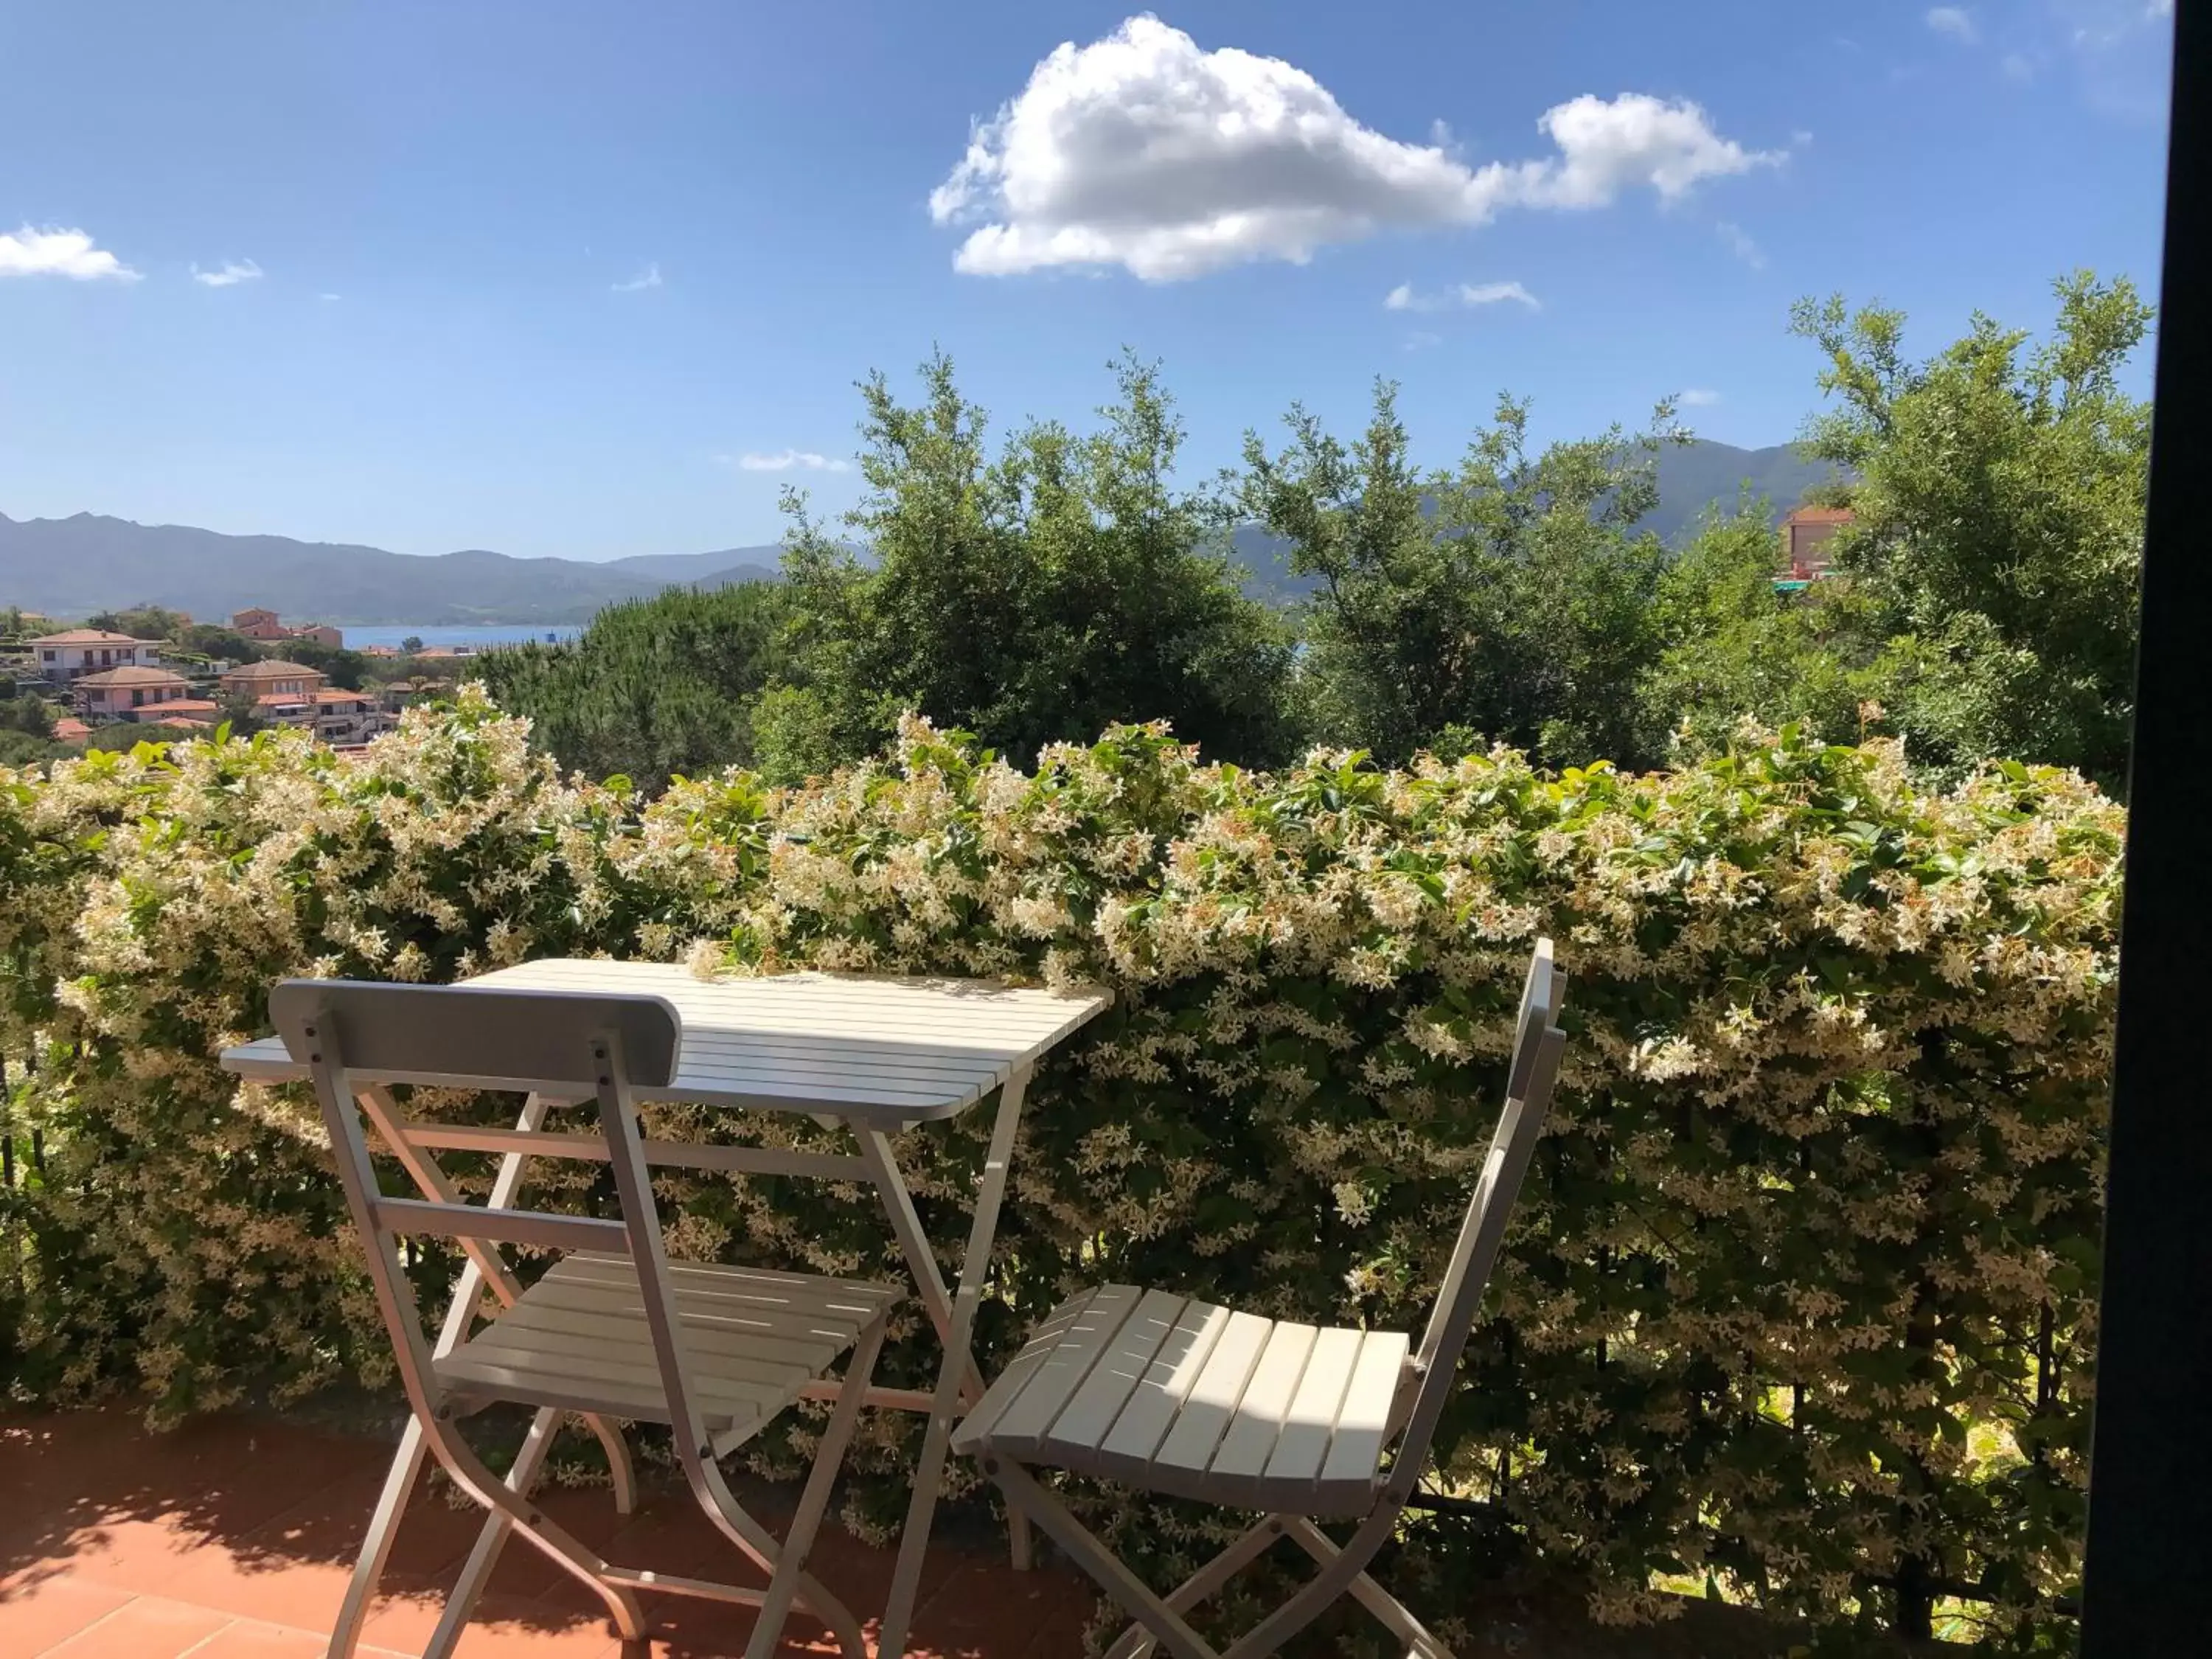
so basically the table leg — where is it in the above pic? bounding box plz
[874,1066,1030,1659]
[858,1126,1034,1569]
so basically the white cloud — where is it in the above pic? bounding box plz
[0,225,141,282]
[1385,279,1540,313]
[1717,220,1766,270]
[2054,0,2174,119]
[2003,51,2038,81]
[192,258,263,288]
[1680,388,1722,407]
[930,15,1781,281]
[1927,7,1978,43]
[721,449,852,473]
[612,262,662,292]
[1402,330,1444,352]
[319,291,342,302]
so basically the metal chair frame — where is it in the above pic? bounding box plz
[274,979,893,1659]
[956,942,1569,1659]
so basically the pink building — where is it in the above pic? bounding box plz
[73,665,193,720]
[1781,507,1854,579]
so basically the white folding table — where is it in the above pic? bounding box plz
[220,959,1110,1659]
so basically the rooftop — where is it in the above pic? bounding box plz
[29,630,159,647]
[223,660,323,680]
[74,667,189,689]
[313,689,369,704]
[1781,505,1854,525]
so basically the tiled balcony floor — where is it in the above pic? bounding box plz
[0,1408,1093,1658]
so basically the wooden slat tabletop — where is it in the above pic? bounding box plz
[220,959,1111,1128]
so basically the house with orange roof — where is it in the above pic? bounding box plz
[51,716,91,746]
[229,609,344,647]
[29,628,165,684]
[218,659,329,702]
[74,665,193,720]
[1781,506,1854,580]
[311,686,390,744]
[127,697,222,725]
[230,608,287,641]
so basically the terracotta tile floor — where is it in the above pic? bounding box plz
[0,1408,1096,1658]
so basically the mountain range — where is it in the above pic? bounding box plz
[0,439,1836,627]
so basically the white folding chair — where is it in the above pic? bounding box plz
[272,978,899,1659]
[950,939,1568,1659]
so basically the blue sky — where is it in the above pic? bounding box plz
[0,1,2174,560]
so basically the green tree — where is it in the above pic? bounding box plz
[276,639,371,689]
[86,604,189,640]
[1635,495,1879,758]
[780,350,1297,770]
[0,692,56,739]
[1240,382,1680,768]
[215,691,266,737]
[170,624,262,663]
[400,635,425,655]
[1790,270,2151,789]
[0,728,66,766]
[477,582,797,790]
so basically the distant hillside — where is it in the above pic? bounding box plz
[1228,438,1841,603]
[0,514,782,625]
[1648,438,1840,543]
[2,442,1837,624]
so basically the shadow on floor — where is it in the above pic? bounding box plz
[0,1403,1088,1657]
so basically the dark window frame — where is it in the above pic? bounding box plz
[2079,8,2211,1654]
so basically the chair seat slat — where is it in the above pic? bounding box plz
[1202,1322,1321,1503]
[1042,1289,1190,1458]
[1144,1309,1277,1481]
[979,1284,1147,1457]
[1093,1298,1239,1475]
[1262,1325,1366,1489]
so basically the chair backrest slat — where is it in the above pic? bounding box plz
[1388,940,1568,1495]
[269,980,681,1096]
[372,1195,630,1254]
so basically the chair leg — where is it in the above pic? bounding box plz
[585,1413,636,1514]
[984,1458,1223,1659]
[1098,1517,1290,1659]
[1216,1501,1406,1659]
[325,1417,431,1658]
[1281,1517,1456,1659]
[670,1434,869,1659]
[422,1416,648,1642]
[420,1405,565,1659]
[742,1316,887,1659]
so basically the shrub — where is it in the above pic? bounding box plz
[0,690,2118,1649]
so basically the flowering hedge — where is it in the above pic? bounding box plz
[0,690,2118,1649]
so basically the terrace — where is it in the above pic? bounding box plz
[0,1406,1088,1658]
[0,698,2118,1657]
[1,1405,1846,1658]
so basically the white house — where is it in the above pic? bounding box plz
[29,630,164,684]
